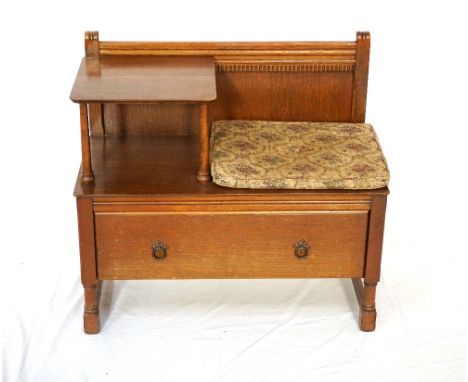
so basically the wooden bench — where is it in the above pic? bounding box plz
[71,31,389,333]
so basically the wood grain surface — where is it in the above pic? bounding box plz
[95,210,368,279]
[70,56,217,103]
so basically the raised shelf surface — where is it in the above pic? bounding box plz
[74,135,388,199]
[70,56,217,103]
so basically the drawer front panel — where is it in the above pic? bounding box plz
[95,212,368,279]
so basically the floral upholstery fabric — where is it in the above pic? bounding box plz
[210,120,390,189]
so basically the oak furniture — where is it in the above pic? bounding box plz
[71,31,389,334]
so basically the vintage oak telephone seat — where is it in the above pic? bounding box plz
[70,31,389,334]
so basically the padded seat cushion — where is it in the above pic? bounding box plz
[210,120,390,189]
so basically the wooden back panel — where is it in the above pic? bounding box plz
[84,32,370,136]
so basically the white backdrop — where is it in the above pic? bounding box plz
[1,1,466,381]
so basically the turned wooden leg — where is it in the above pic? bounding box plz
[83,282,102,334]
[352,194,387,331]
[79,103,95,184]
[361,281,377,331]
[77,197,101,334]
[352,278,377,331]
[197,103,210,182]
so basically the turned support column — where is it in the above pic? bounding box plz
[352,194,387,331]
[360,281,377,330]
[88,103,105,136]
[352,278,377,331]
[79,103,95,183]
[77,197,101,334]
[83,282,101,334]
[197,103,210,182]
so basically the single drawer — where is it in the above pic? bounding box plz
[95,211,368,279]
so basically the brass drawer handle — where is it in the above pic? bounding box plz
[294,240,310,259]
[152,241,168,261]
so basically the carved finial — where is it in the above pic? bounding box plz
[85,31,99,41]
[357,31,371,41]
[84,31,100,57]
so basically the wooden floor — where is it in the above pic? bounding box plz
[74,135,388,198]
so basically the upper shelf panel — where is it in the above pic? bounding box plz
[70,56,217,103]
